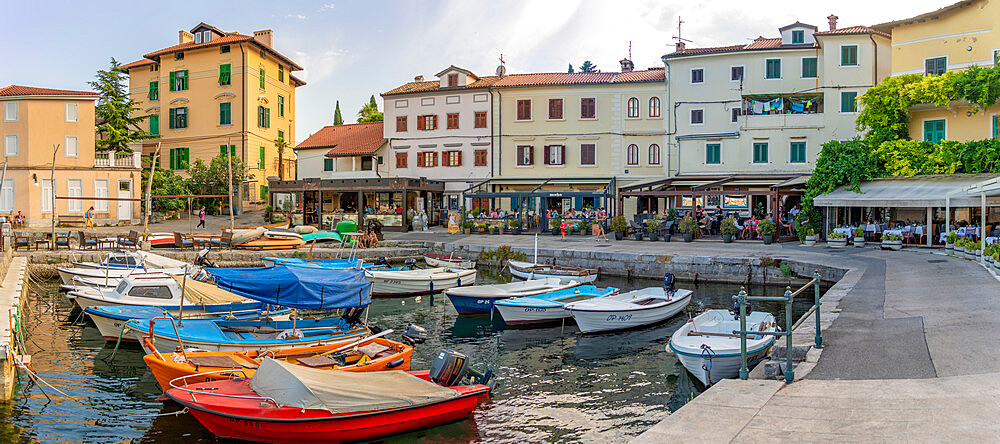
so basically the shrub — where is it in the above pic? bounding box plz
[549,218,562,230]
[665,208,679,221]
[807,228,816,236]
[853,227,865,237]
[610,216,628,233]
[829,231,847,239]
[461,220,474,230]
[780,263,793,276]
[646,215,663,232]
[720,216,737,235]
[678,215,697,234]
[883,233,902,241]
[479,245,526,262]
[759,219,777,235]
[507,219,520,228]
[946,231,957,244]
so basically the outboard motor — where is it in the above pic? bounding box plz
[193,249,216,268]
[401,323,427,345]
[404,258,418,270]
[341,307,365,328]
[731,299,752,320]
[663,273,676,296]
[374,256,389,267]
[428,349,494,387]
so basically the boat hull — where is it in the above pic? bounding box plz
[568,291,692,333]
[494,304,570,325]
[132,327,371,354]
[446,294,502,315]
[672,343,772,386]
[369,270,476,297]
[507,261,597,284]
[423,255,476,270]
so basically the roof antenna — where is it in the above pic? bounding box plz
[496,53,506,77]
[672,16,692,51]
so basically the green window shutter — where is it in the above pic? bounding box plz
[264,108,271,128]
[792,30,804,44]
[753,142,768,163]
[802,58,817,78]
[706,144,721,164]
[220,145,227,156]
[168,72,176,91]
[324,158,333,171]
[149,115,159,135]
[219,64,231,85]
[182,148,189,169]
[994,116,999,139]
[278,96,284,117]
[924,120,946,143]
[278,130,284,142]
[259,146,265,169]
[220,102,231,125]
[790,142,806,163]
[841,92,857,113]
[148,81,158,100]
[841,46,858,66]
[181,70,189,90]
[278,65,284,82]
[766,59,781,79]
[168,149,175,170]
[168,108,176,129]
[259,68,266,89]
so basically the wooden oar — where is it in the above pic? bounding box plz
[317,329,393,357]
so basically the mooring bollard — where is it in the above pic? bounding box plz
[783,287,795,385]
[814,270,822,348]
[737,288,748,380]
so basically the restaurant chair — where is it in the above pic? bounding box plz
[172,232,194,249]
[77,231,97,250]
[54,232,71,250]
[12,232,29,251]
[118,230,139,251]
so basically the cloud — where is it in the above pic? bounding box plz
[286,13,307,20]
[320,3,335,10]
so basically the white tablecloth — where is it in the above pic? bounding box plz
[882,229,904,237]
[832,227,854,236]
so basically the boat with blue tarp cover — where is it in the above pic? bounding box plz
[84,302,288,342]
[260,257,398,270]
[126,316,371,353]
[204,267,373,309]
[494,285,619,325]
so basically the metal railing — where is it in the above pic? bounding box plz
[733,271,821,384]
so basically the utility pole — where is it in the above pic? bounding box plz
[142,142,161,248]
[50,144,59,250]
[227,137,235,231]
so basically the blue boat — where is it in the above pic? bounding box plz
[84,301,288,341]
[445,278,580,315]
[493,285,618,326]
[260,257,397,270]
[126,316,370,353]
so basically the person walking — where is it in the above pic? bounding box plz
[85,206,95,228]
[197,207,206,229]
[595,209,608,242]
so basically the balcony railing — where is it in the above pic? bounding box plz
[95,151,142,169]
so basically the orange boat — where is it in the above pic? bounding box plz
[142,335,412,391]
[235,237,305,250]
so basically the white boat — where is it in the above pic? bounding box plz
[493,285,618,325]
[507,260,597,284]
[58,251,192,285]
[565,287,693,333]
[66,273,246,311]
[57,265,189,286]
[366,267,476,297]
[423,253,476,270]
[668,309,777,386]
[444,278,579,314]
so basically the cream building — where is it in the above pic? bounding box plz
[0,85,140,227]
[627,17,890,217]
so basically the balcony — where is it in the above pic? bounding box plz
[95,151,142,169]
[743,113,824,130]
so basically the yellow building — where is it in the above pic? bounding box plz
[0,85,140,227]
[875,0,1000,142]
[121,23,304,211]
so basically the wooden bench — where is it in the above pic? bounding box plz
[57,214,86,226]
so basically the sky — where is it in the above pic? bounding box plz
[1,0,948,141]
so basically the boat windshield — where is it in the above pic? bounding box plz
[114,280,129,294]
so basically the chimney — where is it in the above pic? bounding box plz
[414,75,424,82]
[827,14,839,31]
[675,41,686,52]
[253,29,273,47]
[620,58,634,72]
[178,30,193,44]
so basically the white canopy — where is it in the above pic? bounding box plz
[249,358,458,413]
[813,174,1000,208]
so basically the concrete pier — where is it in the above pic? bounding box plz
[0,250,26,402]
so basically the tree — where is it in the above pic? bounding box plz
[578,61,598,73]
[90,58,156,153]
[333,100,343,125]
[567,63,574,73]
[357,95,383,123]
[274,136,290,180]
[187,154,249,214]
[140,155,189,212]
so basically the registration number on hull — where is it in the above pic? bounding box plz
[227,417,267,429]
[523,308,547,313]
[605,314,633,322]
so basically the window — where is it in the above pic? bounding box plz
[995,50,1000,65]
[168,107,187,129]
[994,115,1000,139]
[324,158,334,171]
[148,81,159,100]
[765,59,781,79]
[691,109,704,125]
[792,30,804,44]
[395,152,408,168]
[516,99,531,120]
[446,113,459,129]
[65,136,78,157]
[627,97,639,118]
[580,144,596,166]
[731,66,744,81]
[65,102,78,122]
[790,141,806,163]
[626,144,639,166]
[220,45,230,54]
[580,98,596,119]
[3,102,15,121]
[278,96,285,117]
[149,115,159,135]
[258,106,271,128]
[802,58,817,78]
[67,179,82,213]
[129,285,173,300]
[3,135,16,156]
[40,179,52,213]
[278,65,284,83]
[277,129,284,142]
[94,179,108,212]
[516,145,534,166]
[417,151,438,167]
[548,99,563,119]
[648,144,661,165]
[841,91,858,113]
[474,149,488,166]
[220,144,236,157]
[841,45,858,66]
[396,116,407,132]
[474,111,487,128]
[925,57,947,75]
[417,114,437,130]
[169,70,188,91]
[543,145,564,165]
[691,68,704,84]
[731,108,742,123]
[753,142,768,163]
[168,148,189,170]
[219,102,232,125]
[447,73,458,87]
[649,97,661,117]
[259,68,266,89]
[443,150,462,167]
[259,146,266,169]
[151,65,159,72]
[0,179,12,212]
[219,64,231,86]
[924,119,946,143]
[260,185,268,200]
[706,143,721,164]
[175,52,184,61]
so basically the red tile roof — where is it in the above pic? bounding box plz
[744,37,786,50]
[0,85,98,97]
[492,69,664,88]
[295,122,386,157]
[135,25,302,71]
[814,26,891,39]
[383,76,500,96]
[666,26,888,59]
[120,59,156,70]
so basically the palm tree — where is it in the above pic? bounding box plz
[274,136,289,180]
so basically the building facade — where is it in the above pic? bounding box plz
[382,66,497,211]
[0,85,140,227]
[122,22,304,211]
[875,0,1000,143]
[294,121,387,180]
[626,18,890,217]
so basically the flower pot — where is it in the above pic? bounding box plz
[633,232,644,241]
[828,238,847,248]
[649,233,659,242]
[762,234,774,245]
[722,233,734,243]
[683,233,694,242]
[993,260,1000,272]
[614,231,624,241]
[945,243,954,252]
[512,228,521,235]
[552,230,561,236]
[854,237,866,248]
[477,228,486,234]
[882,240,902,251]
[804,235,817,247]
[662,233,672,242]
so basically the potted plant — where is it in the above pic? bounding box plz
[477,223,488,234]
[828,231,848,247]
[720,216,737,243]
[489,224,500,235]
[610,216,627,241]
[804,228,818,247]
[881,233,903,250]
[679,215,697,242]
[577,221,589,236]
[759,219,777,245]
[945,231,957,252]
[461,220,474,234]
[646,215,663,242]
[508,219,521,235]
[993,253,1000,272]
[853,227,865,248]
[550,218,562,236]
[955,237,967,256]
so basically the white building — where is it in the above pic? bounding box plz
[622,17,891,216]
[293,121,387,179]
[381,66,497,211]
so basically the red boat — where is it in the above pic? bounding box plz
[166,358,490,443]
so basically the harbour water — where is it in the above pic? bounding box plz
[4,271,822,443]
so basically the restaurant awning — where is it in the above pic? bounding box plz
[813,174,1000,208]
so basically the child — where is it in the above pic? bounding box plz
[85,206,95,228]
[560,220,568,240]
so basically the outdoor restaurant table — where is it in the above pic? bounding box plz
[882,229,904,237]
[833,227,856,236]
